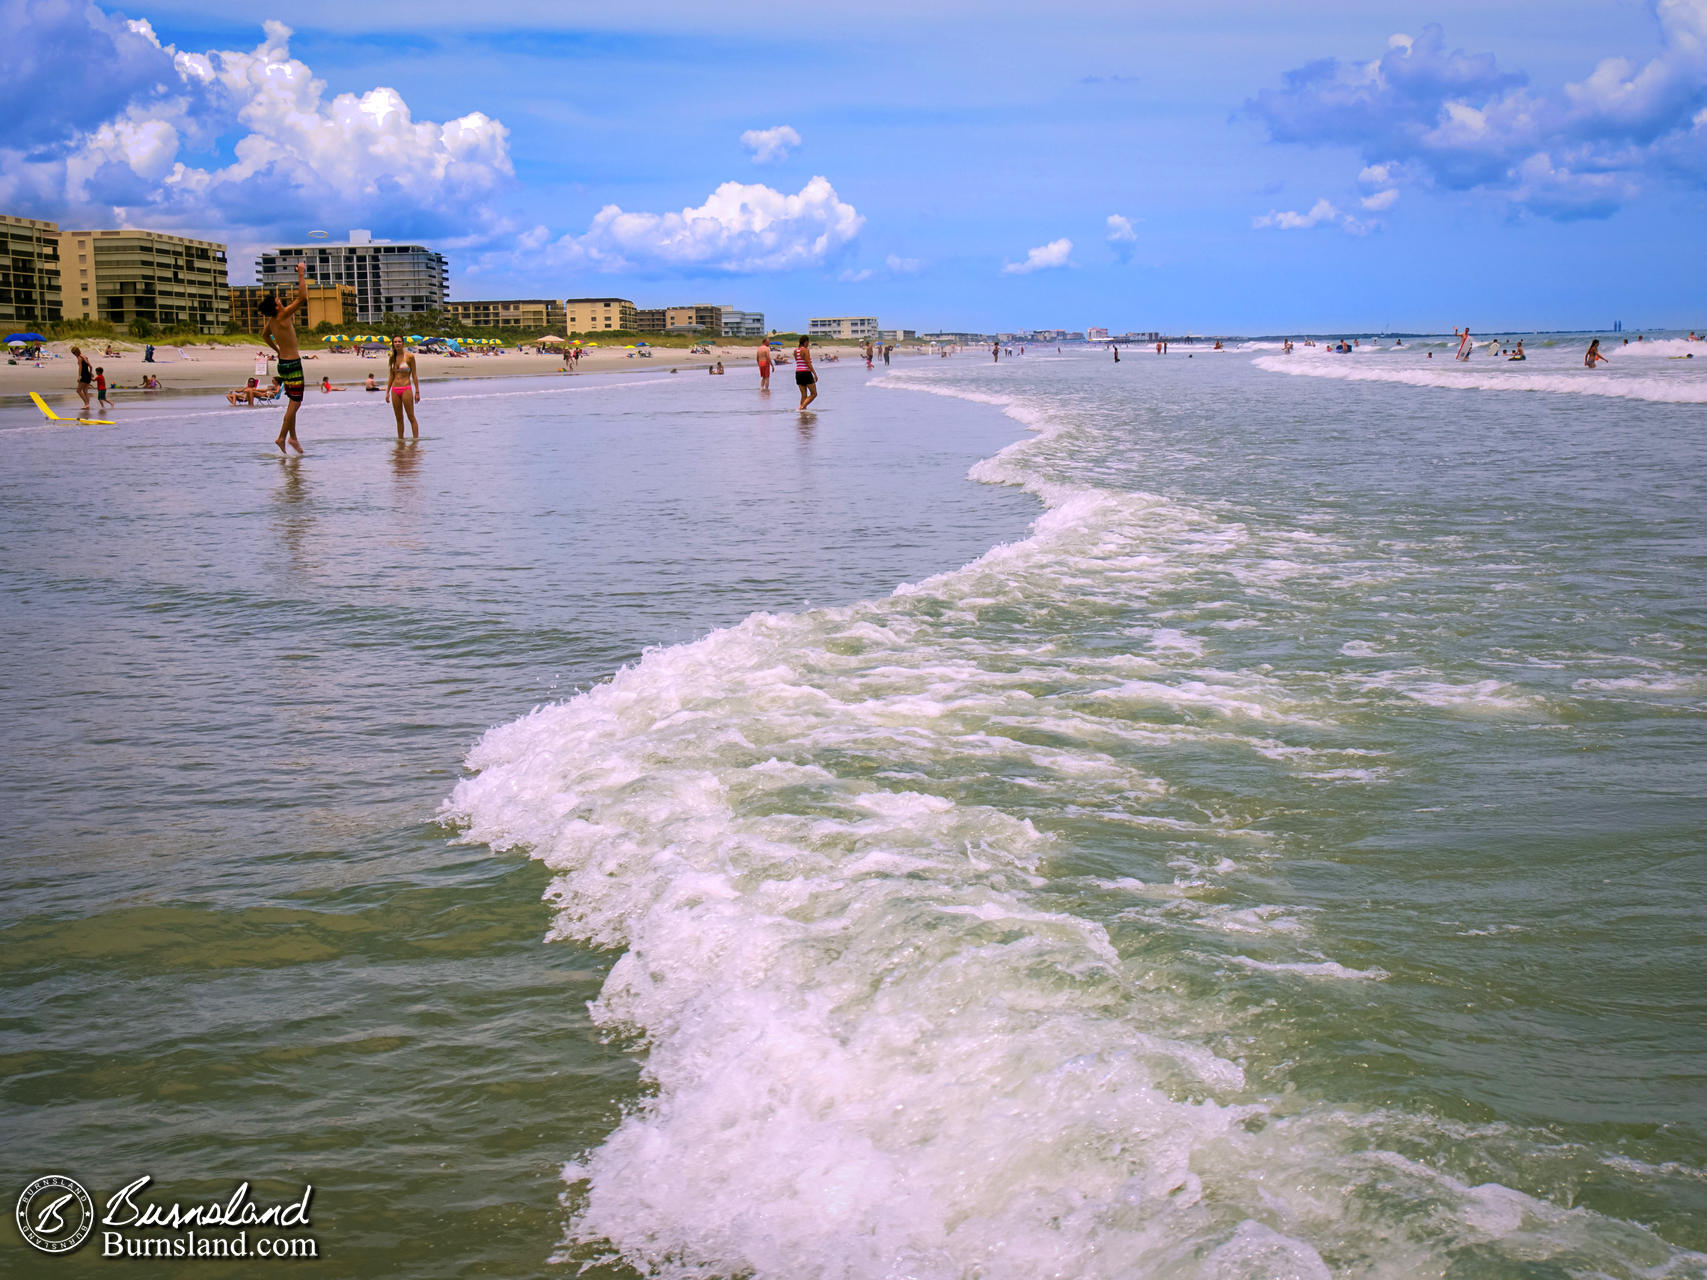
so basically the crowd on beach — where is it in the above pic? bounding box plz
[32,315,1702,451]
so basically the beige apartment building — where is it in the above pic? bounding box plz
[60,228,229,333]
[632,308,667,333]
[1,214,63,329]
[444,298,564,330]
[809,316,881,342]
[665,304,723,336]
[564,297,637,334]
[230,283,357,334]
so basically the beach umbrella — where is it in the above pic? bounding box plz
[6,332,45,343]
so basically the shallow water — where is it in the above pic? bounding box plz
[0,365,1035,1277]
[4,346,1705,1278]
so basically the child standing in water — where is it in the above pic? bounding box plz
[259,261,309,453]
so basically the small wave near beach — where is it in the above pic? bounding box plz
[443,364,1705,1278]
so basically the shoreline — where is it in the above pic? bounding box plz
[1,338,900,404]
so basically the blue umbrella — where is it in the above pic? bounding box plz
[5,332,45,343]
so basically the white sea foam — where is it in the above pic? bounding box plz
[1252,353,1707,404]
[444,365,1700,1277]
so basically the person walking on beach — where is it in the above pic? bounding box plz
[794,336,818,410]
[386,336,421,439]
[756,336,772,391]
[71,346,94,412]
[1585,339,1609,367]
[94,367,114,411]
[260,262,309,454]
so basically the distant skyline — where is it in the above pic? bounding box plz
[3,0,1703,333]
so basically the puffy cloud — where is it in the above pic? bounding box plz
[0,11,512,243]
[1360,187,1399,211]
[740,125,801,163]
[541,176,863,273]
[1247,4,1707,218]
[0,2,178,146]
[1253,198,1342,229]
[1106,213,1137,262]
[1002,238,1074,274]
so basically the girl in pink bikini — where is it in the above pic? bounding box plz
[386,336,421,439]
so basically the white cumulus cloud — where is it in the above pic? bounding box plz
[545,176,863,273]
[0,14,512,244]
[1106,214,1138,243]
[1360,187,1400,210]
[1249,7,1707,220]
[1002,237,1074,274]
[1253,198,1342,229]
[740,125,801,163]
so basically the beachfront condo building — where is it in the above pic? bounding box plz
[565,297,638,334]
[666,305,724,336]
[230,283,357,333]
[58,228,230,334]
[810,316,881,342]
[1087,327,1109,342]
[720,307,766,338]
[258,232,448,326]
[1,213,62,329]
[632,309,667,333]
[878,329,917,343]
[444,298,565,330]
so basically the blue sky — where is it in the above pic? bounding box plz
[3,0,1703,333]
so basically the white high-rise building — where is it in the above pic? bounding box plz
[257,231,448,325]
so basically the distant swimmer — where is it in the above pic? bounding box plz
[709,361,725,374]
[795,336,818,409]
[1113,345,1120,362]
[259,261,309,453]
[991,342,999,363]
[756,336,772,391]
[320,376,347,392]
[1585,339,1609,367]
[386,336,421,439]
[364,373,378,391]
[1508,340,1526,361]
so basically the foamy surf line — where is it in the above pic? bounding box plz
[442,373,1702,1278]
[1253,354,1707,404]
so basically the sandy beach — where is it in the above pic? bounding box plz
[0,338,879,408]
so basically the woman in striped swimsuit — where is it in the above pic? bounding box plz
[794,336,818,410]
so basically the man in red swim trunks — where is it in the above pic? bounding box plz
[756,336,772,391]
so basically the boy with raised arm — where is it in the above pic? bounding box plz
[259,261,308,454]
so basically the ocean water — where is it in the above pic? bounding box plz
[4,343,1705,1278]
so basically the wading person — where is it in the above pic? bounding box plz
[794,335,818,410]
[386,336,420,438]
[71,346,93,412]
[259,262,309,453]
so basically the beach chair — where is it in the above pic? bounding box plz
[30,393,114,426]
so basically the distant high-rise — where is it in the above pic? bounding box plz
[257,231,448,325]
[0,214,62,329]
[59,227,229,333]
